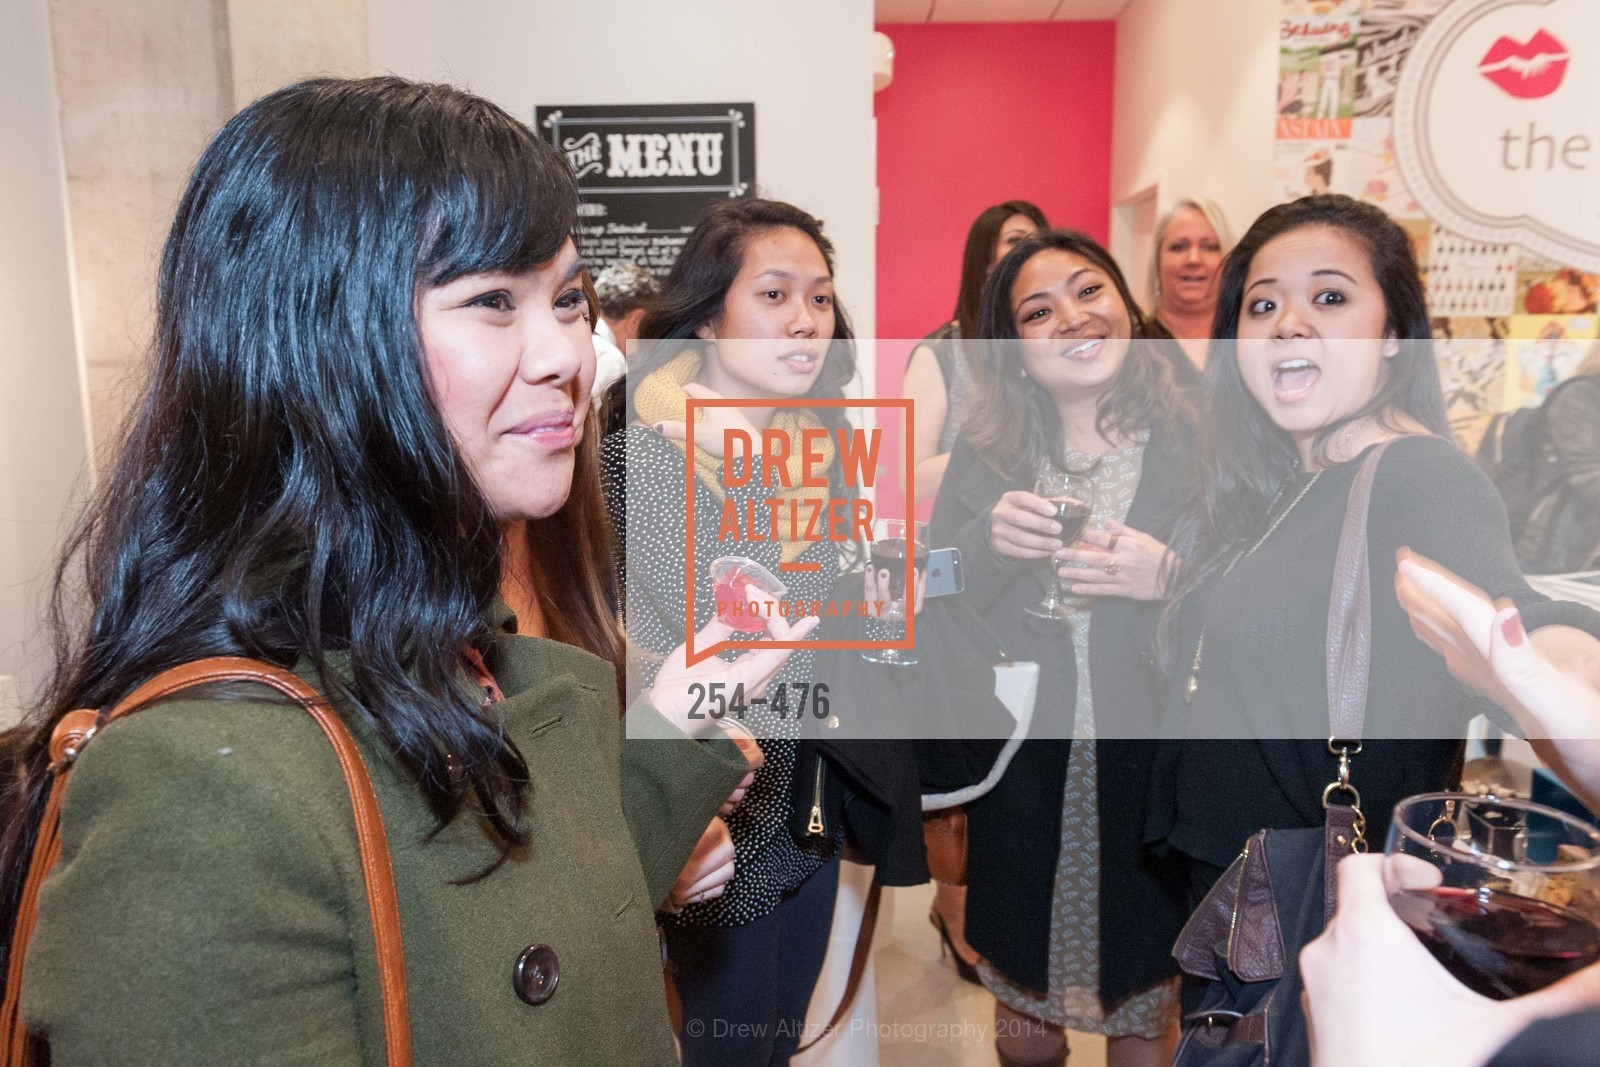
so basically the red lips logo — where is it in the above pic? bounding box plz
[1478,29,1570,99]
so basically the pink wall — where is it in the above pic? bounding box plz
[873,20,1117,516]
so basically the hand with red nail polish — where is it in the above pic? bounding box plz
[1396,549,1600,812]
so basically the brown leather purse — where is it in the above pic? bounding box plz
[0,657,413,1066]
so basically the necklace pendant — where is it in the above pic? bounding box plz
[1185,674,1198,703]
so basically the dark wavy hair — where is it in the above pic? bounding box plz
[954,200,1050,340]
[0,77,582,896]
[627,196,858,495]
[1163,194,1448,641]
[963,229,1187,479]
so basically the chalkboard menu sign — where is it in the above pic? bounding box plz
[535,102,756,279]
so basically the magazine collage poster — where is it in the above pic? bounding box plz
[1278,0,1598,451]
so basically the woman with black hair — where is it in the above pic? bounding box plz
[1153,194,1600,908]
[3,77,787,1065]
[929,230,1193,1067]
[599,198,857,1066]
[902,200,1049,504]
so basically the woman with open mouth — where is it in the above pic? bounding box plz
[929,229,1196,1067]
[1151,193,1600,1021]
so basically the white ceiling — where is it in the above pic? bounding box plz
[876,0,1133,22]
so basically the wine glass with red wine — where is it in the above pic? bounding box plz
[861,519,928,666]
[1385,792,1600,1000]
[1026,468,1095,621]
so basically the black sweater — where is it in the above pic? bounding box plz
[1151,435,1600,870]
[927,418,1196,1006]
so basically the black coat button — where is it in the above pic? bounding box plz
[513,944,560,1005]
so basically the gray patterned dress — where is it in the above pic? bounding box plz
[979,435,1180,1038]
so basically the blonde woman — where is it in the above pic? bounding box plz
[1146,197,1232,382]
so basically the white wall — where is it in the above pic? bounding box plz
[1111,0,1280,265]
[228,0,369,109]
[369,0,877,385]
[0,0,92,715]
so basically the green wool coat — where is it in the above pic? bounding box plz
[21,616,748,1065]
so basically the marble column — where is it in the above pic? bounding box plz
[47,0,368,453]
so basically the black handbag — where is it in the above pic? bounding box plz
[1171,443,1389,1066]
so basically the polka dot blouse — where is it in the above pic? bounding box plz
[600,425,841,927]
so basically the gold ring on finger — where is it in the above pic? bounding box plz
[1105,559,1120,575]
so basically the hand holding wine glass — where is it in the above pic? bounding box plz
[1026,468,1093,621]
[1383,793,1600,1002]
[1053,519,1174,602]
[988,490,1070,561]
[1302,853,1600,1067]
[864,552,927,617]
[862,519,927,667]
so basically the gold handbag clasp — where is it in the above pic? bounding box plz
[1323,737,1367,852]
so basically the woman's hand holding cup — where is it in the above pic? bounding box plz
[988,491,1065,562]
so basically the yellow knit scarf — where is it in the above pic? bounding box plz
[633,350,835,563]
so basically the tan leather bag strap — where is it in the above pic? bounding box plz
[1,657,412,1067]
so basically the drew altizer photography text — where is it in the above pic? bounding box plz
[680,396,915,668]
[714,426,878,546]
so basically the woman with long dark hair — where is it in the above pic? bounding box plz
[929,230,1193,1067]
[902,199,1048,504]
[1,77,786,1065]
[1153,194,1600,909]
[599,197,857,1066]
